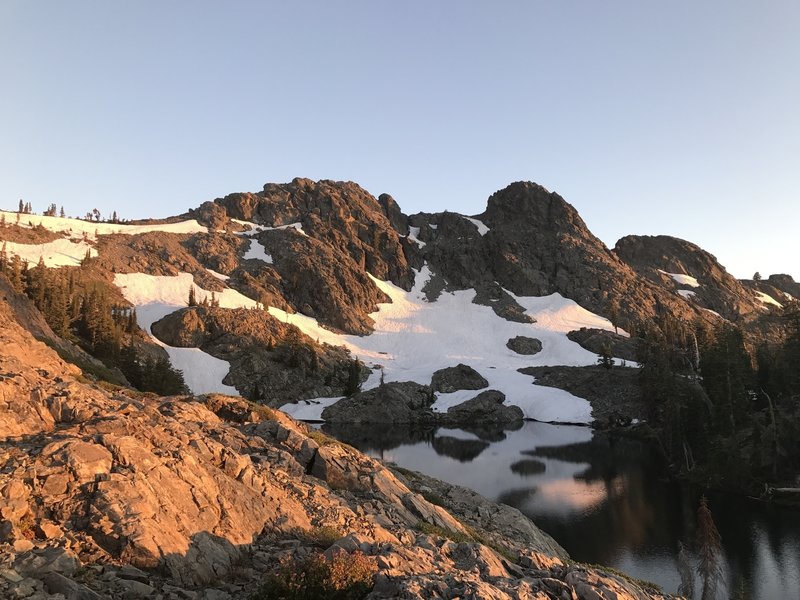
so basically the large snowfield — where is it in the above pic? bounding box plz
[5,210,624,424]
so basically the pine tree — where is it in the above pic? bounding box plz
[59,206,65,218]
[696,496,723,600]
[597,342,614,369]
[188,286,197,307]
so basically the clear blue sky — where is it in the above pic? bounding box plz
[2,1,798,279]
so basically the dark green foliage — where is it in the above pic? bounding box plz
[696,496,723,600]
[251,551,376,600]
[0,260,186,395]
[344,358,362,396]
[597,342,613,369]
[699,323,754,436]
[188,285,197,306]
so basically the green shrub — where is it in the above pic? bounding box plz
[308,525,345,548]
[251,551,376,600]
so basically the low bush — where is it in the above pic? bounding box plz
[251,550,376,600]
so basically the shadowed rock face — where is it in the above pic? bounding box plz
[214,178,418,288]
[409,181,706,335]
[614,234,762,321]
[150,306,359,402]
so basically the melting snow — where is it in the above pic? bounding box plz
[406,226,426,248]
[207,269,230,281]
[114,273,258,395]
[678,290,696,299]
[283,266,624,424]
[658,270,700,288]
[463,217,489,236]
[756,291,783,308]
[232,219,306,237]
[112,266,623,424]
[243,239,273,263]
[0,210,207,241]
[1,238,96,268]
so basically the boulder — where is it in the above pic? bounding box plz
[431,364,488,394]
[444,390,523,425]
[506,336,542,355]
[322,382,434,424]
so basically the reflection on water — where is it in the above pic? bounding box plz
[325,421,800,600]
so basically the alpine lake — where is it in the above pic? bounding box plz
[323,420,800,600]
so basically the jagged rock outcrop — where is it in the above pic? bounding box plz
[213,178,417,287]
[411,182,705,334]
[151,306,361,401]
[763,274,800,300]
[614,234,763,322]
[567,327,638,362]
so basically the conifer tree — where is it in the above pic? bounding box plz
[696,496,723,600]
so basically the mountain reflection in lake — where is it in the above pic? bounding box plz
[323,421,800,599]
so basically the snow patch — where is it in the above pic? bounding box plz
[463,217,489,236]
[0,210,207,241]
[113,267,624,424]
[658,270,700,288]
[1,238,96,267]
[243,239,273,263]
[232,219,306,237]
[678,290,696,299]
[406,226,426,248]
[756,291,783,308]
[280,397,342,421]
[207,269,230,281]
[114,273,259,395]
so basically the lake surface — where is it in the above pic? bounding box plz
[324,421,800,600]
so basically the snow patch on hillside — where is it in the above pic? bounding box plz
[463,217,489,236]
[114,273,258,395]
[243,239,273,263]
[1,238,97,268]
[0,210,207,241]
[406,226,426,248]
[232,219,306,237]
[112,268,616,424]
[658,270,700,288]
[678,290,696,299]
[207,269,230,281]
[282,267,621,424]
[756,291,783,308]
